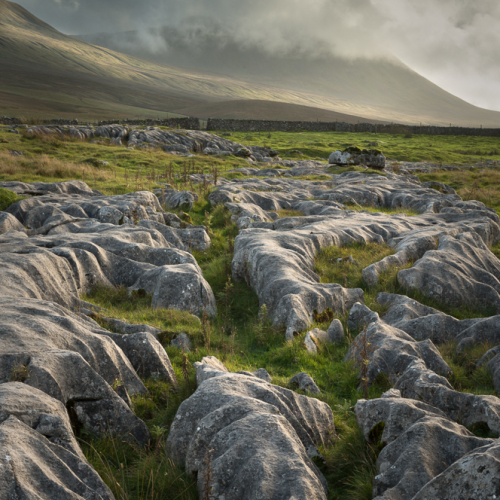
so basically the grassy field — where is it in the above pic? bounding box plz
[1,128,500,499]
[228,130,500,164]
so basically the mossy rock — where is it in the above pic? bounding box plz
[0,188,23,211]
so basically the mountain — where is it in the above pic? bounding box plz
[0,0,387,122]
[78,27,500,127]
[1,0,500,126]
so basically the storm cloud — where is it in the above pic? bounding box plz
[13,0,500,110]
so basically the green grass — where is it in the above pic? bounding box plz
[2,129,500,499]
[350,206,420,216]
[417,168,500,215]
[80,198,388,500]
[0,130,251,197]
[0,187,23,211]
[492,243,500,260]
[276,209,305,218]
[315,241,498,321]
[230,130,500,164]
[438,341,496,397]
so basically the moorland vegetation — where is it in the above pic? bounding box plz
[1,125,500,499]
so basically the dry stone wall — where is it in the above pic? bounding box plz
[4,115,500,136]
[207,118,500,137]
[1,116,201,129]
[98,117,201,129]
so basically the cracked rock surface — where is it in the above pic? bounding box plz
[347,300,500,499]
[205,173,500,336]
[167,357,334,500]
[0,180,215,497]
[355,396,492,500]
[206,168,500,499]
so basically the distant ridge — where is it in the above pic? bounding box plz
[1,0,500,126]
[173,100,389,124]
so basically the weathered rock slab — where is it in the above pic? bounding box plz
[167,357,334,500]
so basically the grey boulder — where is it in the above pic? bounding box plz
[355,396,492,500]
[0,211,24,234]
[170,332,192,352]
[398,232,500,313]
[411,440,500,500]
[0,416,115,500]
[167,357,334,500]
[290,372,321,395]
[157,189,199,211]
[329,148,386,169]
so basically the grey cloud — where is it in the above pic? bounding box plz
[374,0,500,110]
[12,0,500,110]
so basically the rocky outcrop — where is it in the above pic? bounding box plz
[126,128,278,161]
[26,125,95,140]
[350,298,500,499]
[347,303,500,431]
[355,396,492,500]
[225,202,276,229]
[411,440,500,500]
[0,297,164,443]
[205,173,500,335]
[290,372,321,394]
[0,211,24,234]
[0,230,215,315]
[0,382,86,458]
[394,359,500,433]
[139,219,211,251]
[5,187,165,230]
[373,293,500,395]
[0,383,115,500]
[157,189,198,210]
[398,232,500,313]
[231,208,498,337]
[0,181,219,497]
[347,314,452,383]
[376,292,500,351]
[0,186,216,316]
[167,357,334,500]
[0,179,99,197]
[329,147,386,169]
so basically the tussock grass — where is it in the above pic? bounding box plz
[417,168,500,214]
[80,377,198,500]
[438,341,496,396]
[315,241,498,321]
[3,128,500,498]
[0,187,24,211]
[0,150,111,183]
[321,413,381,500]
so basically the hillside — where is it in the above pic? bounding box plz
[173,99,389,123]
[77,26,500,127]
[0,0,383,122]
[1,0,500,126]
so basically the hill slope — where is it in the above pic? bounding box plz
[173,100,389,124]
[77,26,500,127]
[0,0,387,122]
[1,0,500,126]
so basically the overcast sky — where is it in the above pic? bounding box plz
[15,0,500,111]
